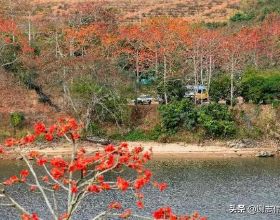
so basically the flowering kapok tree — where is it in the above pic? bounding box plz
[0,118,206,220]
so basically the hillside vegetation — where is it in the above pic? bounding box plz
[0,0,279,144]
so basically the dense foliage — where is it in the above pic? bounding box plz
[157,78,185,103]
[159,100,197,133]
[159,101,236,138]
[209,74,231,102]
[197,104,236,138]
[240,69,280,104]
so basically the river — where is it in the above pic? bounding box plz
[1,158,280,220]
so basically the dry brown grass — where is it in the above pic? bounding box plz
[31,0,241,23]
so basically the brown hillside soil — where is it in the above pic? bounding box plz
[234,103,280,140]
[130,104,160,131]
[32,0,241,23]
[0,71,64,131]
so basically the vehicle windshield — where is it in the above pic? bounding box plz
[139,95,151,98]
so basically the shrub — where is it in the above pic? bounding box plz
[112,125,162,141]
[157,78,185,102]
[10,112,25,135]
[159,100,197,133]
[209,74,231,102]
[71,78,129,125]
[230,12,255,22]
[198,104,236,138]
[240,69,280,104]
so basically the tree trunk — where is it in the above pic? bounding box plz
[200,55,204,85]
[136,49,139,82]
[164,55,168,104]
[207,56,212,102]
[28,12,31,46]
[155,50,158,76]
[193,56,197,105]
[230,58,234,107]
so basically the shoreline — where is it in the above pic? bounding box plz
[129,141,279,159]
[1,141,278,160]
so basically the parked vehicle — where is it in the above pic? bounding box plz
[134,95,153,105]
[184,85,209,102]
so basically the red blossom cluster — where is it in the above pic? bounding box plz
[1,118,81,149]
[1,118,205,220]
[21,213,39,220]
[153,208,207,220]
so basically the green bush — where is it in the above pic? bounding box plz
[240,69,280,104]
[86,123,105,137]
[10,112,25,135]
[230,12,255,22]
[197,104,236,138]
[159,100,197,133]
[159,101,236,137]
[157,78,185,102]
[71,78,129,125]
[209,74,231,102]
[111,125,162,141]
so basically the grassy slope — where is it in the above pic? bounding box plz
[32,0,241,23]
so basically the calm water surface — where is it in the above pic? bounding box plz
[1,158,280,220]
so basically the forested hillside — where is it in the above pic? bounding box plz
[0,0,279,142]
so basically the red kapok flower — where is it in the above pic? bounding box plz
[154,182,168,191]
[23,135,36,144]
[52,184,60,191]
[20,170,29,179]
[101,182,111,190]
[153,207,184,219]
[42,176,49,182]
[71,185,78,193]
[153,207,172,219]
[34,122,46,135]
[21,213,39,220]
[116,177,130,191]
[71,133,80,140]
[58,213,69,220]
[143,151,152,161]
[104,144,115,152]
[5,138,17,147]
[134,178,146,190]
[108,201,122,209]
[3,176,19,185]
[68,118,79,130]
[49,124,57,134]
[37,157,47,166]
[50,158,68,168]
[51,168,64,179]
[30,185,37,192]
[45,133,53,142]
[87,184,101,193]
[0,147,4,154]
[136,200,144,209]
[119,209,132,219]
[120,142,128,148]
[97,175,104,183]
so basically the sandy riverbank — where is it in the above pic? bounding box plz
[1,141,277,160]
[129,141,278,159]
